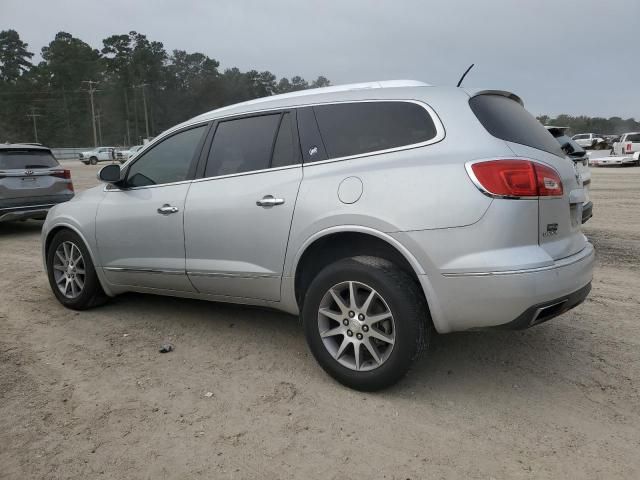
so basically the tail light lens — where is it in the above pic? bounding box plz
[51,169,74,192]
[469,160,563,198]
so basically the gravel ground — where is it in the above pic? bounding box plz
[1,163,639,479]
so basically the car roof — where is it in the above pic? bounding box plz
[0,143,52,152]
[191,80,432,122]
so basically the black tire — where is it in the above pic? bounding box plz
[301,256,430,391]
[89,157,98,165]
[46,229,107,310]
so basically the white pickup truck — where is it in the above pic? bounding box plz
[78,147,118,165]
[612,132,640,160]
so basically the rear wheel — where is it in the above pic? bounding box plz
[89,157,98,165]
[302,256,430,391]
[46,229,107,310]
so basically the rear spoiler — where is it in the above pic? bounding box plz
[464,89,524,107]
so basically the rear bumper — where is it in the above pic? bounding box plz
[419,243,594,333]
[0,194,74,222]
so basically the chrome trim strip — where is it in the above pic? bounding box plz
[441,245,593,277]
[187,271,280,279]
[103,267,185,275]
[0,203,55,211]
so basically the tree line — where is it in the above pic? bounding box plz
[1,29,638,148]
[0,29,330,147]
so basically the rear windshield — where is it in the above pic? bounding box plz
[470,94,564,157]
[0,150,59,169]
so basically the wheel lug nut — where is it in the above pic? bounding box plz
[358,313,365,321]
[346,330,353,337]
[362,325,369,332]
[348,311,355,318]
[356,333,363,340]
[343,319,349,326]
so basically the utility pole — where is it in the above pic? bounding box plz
[82,80,99,147]
[123,88,131,146]
[95,110,103,146]
[136,83,150,139]
[25,107,42,143]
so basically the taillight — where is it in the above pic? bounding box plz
[52,169,74,192]
[468,159,563,198]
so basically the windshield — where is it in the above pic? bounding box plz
[0,150,59,169]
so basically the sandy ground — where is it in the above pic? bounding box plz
[1,162,639,479]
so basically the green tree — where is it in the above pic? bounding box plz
[0,29,33,82]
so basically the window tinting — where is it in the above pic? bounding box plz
[312,101,437,159]
[205,114,281,177]
[126,125,205,187]
[626,133,640,142]
[0,150,59,169]
[470,94,564,157]
[271,113,296,168]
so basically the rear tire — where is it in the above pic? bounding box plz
[46,229,107,310]
[89,157,98,165]
[301,256,430,391]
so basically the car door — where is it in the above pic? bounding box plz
[96,123,209,291]
[184,111,302,301]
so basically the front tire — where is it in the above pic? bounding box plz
[302,256,430,391]
[89,157,98,165]
[46,229,107,310]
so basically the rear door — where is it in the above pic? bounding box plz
[184,110,302,301]
[0,148,72,205]
[469,93,586,260]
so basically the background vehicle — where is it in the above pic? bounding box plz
[78,147,117,165]
[116,145,143,163]
[42,81,593,390]
[545,126,592,223]
[1,144,74,222]
[572,133,608,150]
[612,132,640,159]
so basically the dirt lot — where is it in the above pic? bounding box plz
[1,163,639,479]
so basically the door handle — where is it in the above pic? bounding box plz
[256,195,285,207]
[157,204,179,215]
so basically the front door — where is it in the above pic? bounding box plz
[184,111,302,301]
[96,124,208,291]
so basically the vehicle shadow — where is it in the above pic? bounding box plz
[0,220,44,238]
[99,291,589,399]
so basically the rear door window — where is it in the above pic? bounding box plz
[470,94,564,157]
[0,150,59,169]
[205,114,281,177]
[312,101,438,159]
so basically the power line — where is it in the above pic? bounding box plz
[25,107,42,143]
[81,80,99,147]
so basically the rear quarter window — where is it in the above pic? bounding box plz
[312,101,438,159]
[0,150,59,169]
[470,94,564,157]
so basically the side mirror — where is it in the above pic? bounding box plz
[98,164,121,183]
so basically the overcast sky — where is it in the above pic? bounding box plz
[2,0,639,118]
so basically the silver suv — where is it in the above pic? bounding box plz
[42,81,594,390]
[1,144,74,222]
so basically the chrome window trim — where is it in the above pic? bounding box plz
[110,99,443,189]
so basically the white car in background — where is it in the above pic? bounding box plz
[612,132,640,160]
[116,145,143,163]
[572,133,607,150]
[78,147,118,165]
[546,126,592,223]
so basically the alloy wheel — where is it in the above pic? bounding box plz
[317,281,396,371]
[52,241,86,299]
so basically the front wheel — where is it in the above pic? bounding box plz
[302,256,430,391]
[89,157,98,165]
[46,229,107,310]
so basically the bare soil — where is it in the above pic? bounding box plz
[1,163,639,479]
